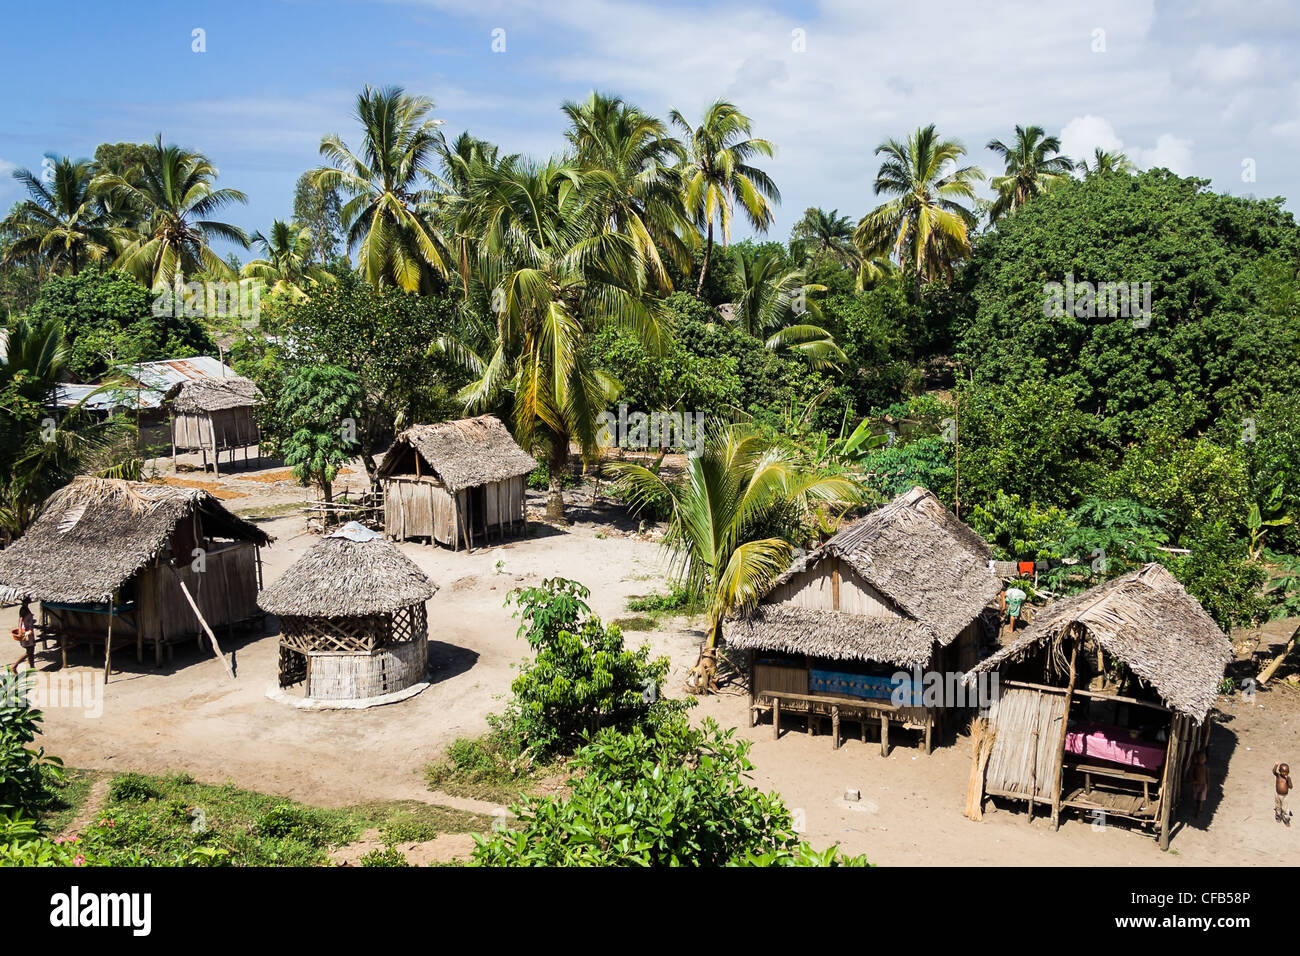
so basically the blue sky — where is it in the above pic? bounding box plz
[2,0,1297,261]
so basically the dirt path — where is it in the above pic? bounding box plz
[59,775,109,841]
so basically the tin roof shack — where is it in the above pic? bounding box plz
[164,375,263,475]
[965,563,1232,848]
[728,487,1001,756]
[0,477,271,676]
[258,523,438,702]
[377,415,536,551]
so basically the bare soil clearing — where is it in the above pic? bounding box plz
[11,457,1298,865]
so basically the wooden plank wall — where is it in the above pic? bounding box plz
[767,561,901,618]
[138,542,260,642]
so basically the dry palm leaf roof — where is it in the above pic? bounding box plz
[377,414,536,493]
[0,477,272,604]
[257,522,438,618]
[727,486,1000,667]
[165,375,263,414]
[968,563,1231,721]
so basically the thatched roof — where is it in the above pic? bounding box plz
[165,375,262,414]
[727,487,1000,667]
[377,415,536,493]
[0,477,272,604]
[258,522,438,618]
[968,564,1232,721]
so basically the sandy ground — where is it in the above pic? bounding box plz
[8,457,1299,865]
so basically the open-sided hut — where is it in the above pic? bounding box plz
[258,522,438,701]
[165,375,263,476]
[728,486,1001,755]
[965,563,1232,848]
[0,477,271,669]
[377,415,535,550]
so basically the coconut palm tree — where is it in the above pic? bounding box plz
[614,422,859,692]
[789,207,856,269]
[448,156,667,521]
[563,92,694,290]
[311,85,450,292]
[669,101,779,294]
[240,220,335,299]
[986,124,1075,222]
[95,135,249,286]
[729,247,843,369]
[855,125,983,294]
[0,156,115,276]
[1082,148,1136,176]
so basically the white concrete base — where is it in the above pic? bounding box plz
[264,673,432,711]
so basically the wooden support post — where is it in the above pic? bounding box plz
[1050,639,1081,830]
[832,706,840,750]
[925,711,934,755]
[773,697,781,740]
[1158,715,1181,851]
[831,557,840,611]
[880,714,890,757]
[103,594,114,683]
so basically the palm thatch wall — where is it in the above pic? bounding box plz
[969,563,1231,721]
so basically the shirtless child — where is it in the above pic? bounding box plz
[1275,762,1292,825]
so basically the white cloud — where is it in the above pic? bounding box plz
[1187,43,1258,87]
[1059,116,1125,165]
[1132,133,1195,176]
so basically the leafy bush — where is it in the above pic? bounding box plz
[626,584,696,615]
[359,845,409,867]
[108,772,161,803]
[0,672,64,818]
[502,578,686,757]
[470,718,867,867]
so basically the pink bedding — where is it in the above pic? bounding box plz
[1064,721,1165,771]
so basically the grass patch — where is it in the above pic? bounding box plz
[612,616,656,631]
[41,767,101,836]
[425,735,560,804]
[52,770,498,867]
[625,584,696,618]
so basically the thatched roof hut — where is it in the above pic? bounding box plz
[258,522,438,619]
[728,486,1001,668]
[965,564,1231,847]
[0,477,271,670]
[377,415,534,549]
[0,476,269,605]
[730,487,1000,755]
[260,522,438,700]
[970,563,1231,722]
[164,375,263,475]
[164,375,262,414]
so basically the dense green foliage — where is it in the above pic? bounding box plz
[470,718,868,867]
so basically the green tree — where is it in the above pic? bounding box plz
[669,101,779,295]
[789,206,857,269]
[291,171,344,265]
[985,124,1075,223]
[614,422,858,692]
[729,247,843,368]
[95,135,249,287]
[450,156,667,521]
[311,85,449,292]
[1081,148,1135,176]
[854,125,983,294]
[562,92,694,287]
[241,220,334,300]
[1,155,114,276]
[276,364,362,504]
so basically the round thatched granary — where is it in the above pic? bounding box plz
[258,522,438,701]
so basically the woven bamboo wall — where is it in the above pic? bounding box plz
[306,638,428,700]
[985,686,1067,799]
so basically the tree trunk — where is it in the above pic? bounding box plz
[695,220,714,296]
[686,616,722,695]
[546,436,569,524]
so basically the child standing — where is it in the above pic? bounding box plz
[1275,762,1292,825]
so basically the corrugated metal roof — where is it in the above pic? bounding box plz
[50,355,237,411]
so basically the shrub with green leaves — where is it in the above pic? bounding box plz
[470,718,867,867]
[0,672,64,819]
[501,578,686,757]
